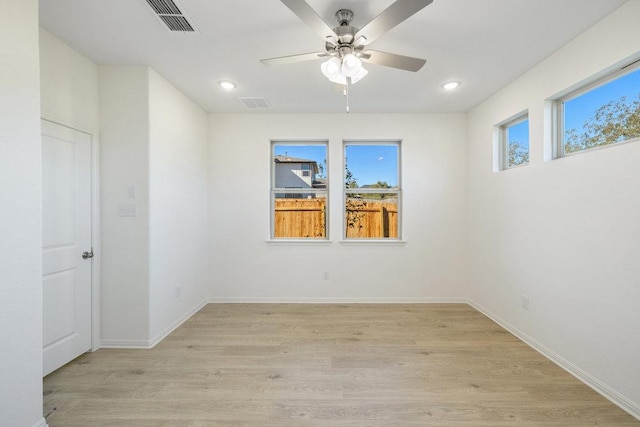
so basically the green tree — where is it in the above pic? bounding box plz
[508,141,529,167]
[366,181,394,199]
[371,181,390,188]
[345,158,358,188]
[317,159,326,179]
[565,94,640,154]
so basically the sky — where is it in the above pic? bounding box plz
[274,144,326,165]
[564,67,640,134]
[345,144,398,187]
[508,119,530,150]
[274,143,398,187]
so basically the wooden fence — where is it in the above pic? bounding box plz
[274,198,397,238]
[345,198,398,238]
[274,198,326,238]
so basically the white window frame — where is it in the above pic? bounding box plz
[555,60,640,158]
[343,140,402,241]
[498,111,530,170]
[270,141,328,240]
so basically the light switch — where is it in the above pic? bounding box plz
[119,203,137,217]
[126,185,137,198]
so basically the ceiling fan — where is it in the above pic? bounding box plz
[261,0,433,88]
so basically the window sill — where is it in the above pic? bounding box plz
[339,239,407,246]
[266,239,333,246]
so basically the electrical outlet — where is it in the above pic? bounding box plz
[175,285,181,298]
[323,271,329,280]
[521,295,530,310]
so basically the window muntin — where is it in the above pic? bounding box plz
[343,143,400,240]
[559,64,640,156]
[499,114,530,169]
[272,143,327,239]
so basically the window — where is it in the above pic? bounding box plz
[344,142,400,239]
[499,113,530,169]
[271,142,327,239]
[558,63,640,156]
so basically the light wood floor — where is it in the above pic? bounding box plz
[44,304,639,426]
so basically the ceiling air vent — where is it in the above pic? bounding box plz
[144,0,195,32]
[239,97,271,109]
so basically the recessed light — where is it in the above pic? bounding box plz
[218,80,236,90]
[442,80,461,90]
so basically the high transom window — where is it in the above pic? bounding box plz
[558,64,640,156]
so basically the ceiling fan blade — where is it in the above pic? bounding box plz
[361,50,426,72]
[279,0,339,41]
[261,52,328,66]
[354,0,433,46]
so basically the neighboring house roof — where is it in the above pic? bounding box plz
[274,155,319,173]
[312,177,327,189]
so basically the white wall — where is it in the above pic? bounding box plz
[99,66,152,345]
[0,1,45,426]
[148,69,209,343]
[208,113,468,302]
[99,66,209,346]
[39,29,99,133]
[467,1,640,416]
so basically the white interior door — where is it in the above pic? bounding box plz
[42,120,92,376]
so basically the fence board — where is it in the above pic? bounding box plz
[274,198,326,238]
[346,199,398,238]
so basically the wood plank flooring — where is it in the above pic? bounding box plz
[44,304,639,426]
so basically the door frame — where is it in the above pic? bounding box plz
[41,115,101,352]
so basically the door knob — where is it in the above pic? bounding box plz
[82,249,94,259]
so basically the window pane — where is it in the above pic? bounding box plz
[345,144,398,189]
[272,143,327,239]
[273,144,327,190]
[563,67,640,154]
[345,194,398,238]
[274,193,326,238]
[506,119,529,168]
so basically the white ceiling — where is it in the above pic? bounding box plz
[39,0,627,114]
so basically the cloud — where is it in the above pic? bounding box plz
[378,156,384,161]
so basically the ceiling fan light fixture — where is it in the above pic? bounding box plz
[328,74,348,85]
[350,66,368,84]
[321,55,367,85]
[321,57,342,80]
[341,53,362,77]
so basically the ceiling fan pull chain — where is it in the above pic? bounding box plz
[345,76,351,113]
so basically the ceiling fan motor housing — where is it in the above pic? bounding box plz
[335,9,353,26]
[334,25,357,45]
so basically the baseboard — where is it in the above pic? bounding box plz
[101,299,208,349]
[208,296,467,304]
[100,338,153,349]
[468,299,640,421]
[147,299,208,348]
[32,417,48,427]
